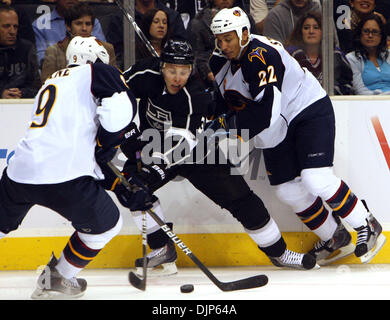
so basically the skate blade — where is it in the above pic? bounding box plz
[31,287,85,300]
[360,234,386,264]
[136,262,178,277]
[318,243,356,266]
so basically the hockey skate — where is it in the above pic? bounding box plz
[308,216,355,265]
[354,213,386,263]
[270,249,318,270]
[31,254,87,300]
[135,240,178,277]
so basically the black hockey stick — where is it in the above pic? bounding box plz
[128,152,148,291]
[107,162,269,292]
[114,0,159,58]
[128,211,147,290]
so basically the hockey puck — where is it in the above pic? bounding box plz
[180,284,194,293]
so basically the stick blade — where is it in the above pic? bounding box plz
[219,274,268,292]
[129,271,146,291]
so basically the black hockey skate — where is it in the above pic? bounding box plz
[31,253,87,300]
[308,215,355,265]
[135,240,178,277]
[270,249,317,270]
[354,213,386,263]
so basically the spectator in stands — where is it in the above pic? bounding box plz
[336,0,386,54]
[106,0,186,70]
[160,0,249,28]
[1,0,35,43]
[346,13,390,95]
[40,2,116,81]
[250,0,282,34]
[160,0,208,28]
[285,11,353,95]
[263,0,321,43]
[0,5,40,99]
[187,0,257,88]
[135,0,187,39]
[32,0,106,68]
[136,8,170,61]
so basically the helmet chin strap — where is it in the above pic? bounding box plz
[235,36,250,60]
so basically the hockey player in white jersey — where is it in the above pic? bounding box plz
[208,7,386,265]
[0,36,139,299]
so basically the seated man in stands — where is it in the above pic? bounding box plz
[41,2,116,81]
[0,4,40,99]
[32,0,106,68]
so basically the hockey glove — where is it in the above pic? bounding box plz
[98,162,154,212]
[95,145,118,165]
[204,112,237,145]
[224,90,252,111]
[124,161,168,192]
[120,123,145,163]
[114,174,154,212]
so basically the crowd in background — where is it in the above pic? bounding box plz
[1,0,390,99]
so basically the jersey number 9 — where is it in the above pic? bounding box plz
[30,84,57,128]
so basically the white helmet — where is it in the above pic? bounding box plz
[66,36,109,66]
[210,7,250,48]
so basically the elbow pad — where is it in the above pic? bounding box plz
[97,91,134,133]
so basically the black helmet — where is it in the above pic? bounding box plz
[161,39,194,65]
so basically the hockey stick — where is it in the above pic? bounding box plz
[128,151,147,291]
[114,0,159,58]
[128,210,147,290]
[107,162,269,292]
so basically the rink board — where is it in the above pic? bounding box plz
[0,96,389,270]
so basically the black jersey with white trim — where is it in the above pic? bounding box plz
[123,57,213,166]
[210,34,327,148]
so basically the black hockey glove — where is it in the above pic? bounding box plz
[120,123,145,164]
[224,90,252,111]
[204,112,237,136]
[124,161,168,192]
[98,162,154,212]
[114,174,154,212]
[95,145,118,165]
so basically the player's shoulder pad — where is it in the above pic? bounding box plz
[241,35,285,74]
[91,62,129,99]
[123,56,160,82]
[92,62,122,78]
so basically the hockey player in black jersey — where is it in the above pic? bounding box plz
[208,7,386,265]
[103,39,317,276]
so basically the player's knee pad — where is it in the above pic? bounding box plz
[301,167,341,200]
[275,178,317,212]
[77,213,123,250]
[62,214,123,269]
[225,191,270,230]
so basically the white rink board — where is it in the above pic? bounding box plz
[0,97,389,237]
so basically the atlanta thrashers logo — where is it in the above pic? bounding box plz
[248,47,267,65]
[233,10,241,17]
